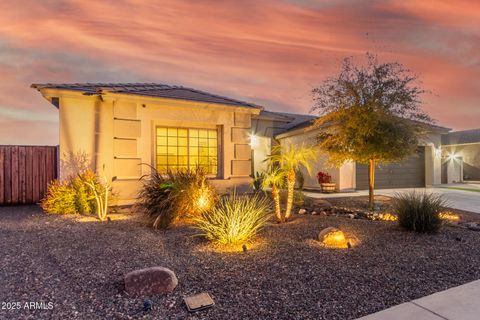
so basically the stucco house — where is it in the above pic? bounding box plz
[32,83,479,205]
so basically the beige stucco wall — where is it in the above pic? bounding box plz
[251,118,275,174]
[276,128,347,191]
[43,89,260,205]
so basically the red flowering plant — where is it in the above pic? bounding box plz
[316,171,332,184]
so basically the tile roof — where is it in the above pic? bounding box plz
[442,128,480,145]
[255,110,318,129]
[31,83,261,109]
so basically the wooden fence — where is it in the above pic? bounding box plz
[0,145,58,205]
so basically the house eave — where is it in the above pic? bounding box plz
[31,85,263,114]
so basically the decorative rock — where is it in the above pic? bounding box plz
[318,227,348,248]
[314,199,332,211]
[347,214,355,219]
[298,209,306,215]
[124,267,178,296]
[311,211,318,215]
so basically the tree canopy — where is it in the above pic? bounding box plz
[312,53,432,166]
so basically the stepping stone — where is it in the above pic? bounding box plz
[184,292,215,312]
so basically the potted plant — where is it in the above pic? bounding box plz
[317,171,336,193]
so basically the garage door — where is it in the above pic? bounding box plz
[355,147,426,190]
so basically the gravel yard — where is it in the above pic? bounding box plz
[1,204,480,320]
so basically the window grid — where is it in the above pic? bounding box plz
[156,127,217,175]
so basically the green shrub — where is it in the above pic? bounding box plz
[252,171,265,193]
[41,169,105,215]
[279,189,305,207]
[295,171,304,190]
[194,192,271,245]
[41,180,77,214]
[138,166,217,229]
[392,191,445,233]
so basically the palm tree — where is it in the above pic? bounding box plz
[267,144,316,221]
[262,165,286,222]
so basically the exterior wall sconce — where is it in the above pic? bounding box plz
[447,153,458,160]
[249,134,258,148]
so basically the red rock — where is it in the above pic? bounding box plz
[124,267,178,296]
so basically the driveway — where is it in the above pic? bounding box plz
[358,279,480,320]
[305,184,480,213]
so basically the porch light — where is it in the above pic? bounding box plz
[249,134,258,148]
[447,153,458,160]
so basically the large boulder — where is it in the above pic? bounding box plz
[124,267,178,296]
[318,227,348,248]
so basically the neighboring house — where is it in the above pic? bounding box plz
[441,129,480,183]
[32,82,478,204]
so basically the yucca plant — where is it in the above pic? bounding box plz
[195,192,271,245]
[392,191,445,233]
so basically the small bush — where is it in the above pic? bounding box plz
[392,191,445,233]
[195,193,271,245]
[252,171,265,193]
[41,180,77,214]
[71,170,101,214]
[280,189,305,207]
[41,169,104,215]
[138,166,217,229]
[295,171,304,190]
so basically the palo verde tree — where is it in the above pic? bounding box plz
[312,53,431,209]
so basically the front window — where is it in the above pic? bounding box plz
[156,127,218,175]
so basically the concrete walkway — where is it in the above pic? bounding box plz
[357,279,480,320]
[304,185,480,213]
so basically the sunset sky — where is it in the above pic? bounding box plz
[0,0,479,145]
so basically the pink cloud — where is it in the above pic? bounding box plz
[0,0,478,145]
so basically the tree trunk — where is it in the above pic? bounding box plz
[284,169,296,221]
[271,185,282,222]
[368,159,375,210]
